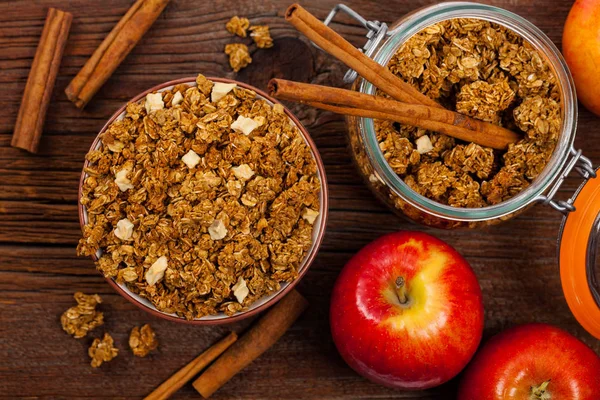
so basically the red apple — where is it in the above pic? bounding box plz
[458,323,600,400]
[330,231,483,390]
[563,0,600,116]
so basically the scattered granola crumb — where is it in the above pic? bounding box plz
[249,25,273,48]
[61,292,104,339]
[226,16,250,37]
[225,43,252,72]
[89,333,118,368]
[129,324,158,357]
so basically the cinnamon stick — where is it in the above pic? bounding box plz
[11,8,72,153]
[270,79,520,150]
[144,332,237,400]
[65,0,170,108]
[285,4,440,109]
[193,290,309,398]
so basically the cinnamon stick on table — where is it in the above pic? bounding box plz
[65,0,170,108]
[269,79,520,150]
[144,332,238,400]
[285,4,441,109]
[12,8,72,153]
[193,290,309,398]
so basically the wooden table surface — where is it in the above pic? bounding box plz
[1,0,599,398]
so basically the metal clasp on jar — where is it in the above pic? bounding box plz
[321,4,388,83]
[537,146,596,214]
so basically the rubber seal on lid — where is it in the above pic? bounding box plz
[559,172,600,339]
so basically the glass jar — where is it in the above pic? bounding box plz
[316,2,600,339]
[324,2,594,229]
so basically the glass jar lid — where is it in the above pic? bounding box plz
[559,169,600,339]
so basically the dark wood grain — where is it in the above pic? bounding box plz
[1,0,599,399]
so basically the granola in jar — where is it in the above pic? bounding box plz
[77,74,320,320]
[376,18,562,207]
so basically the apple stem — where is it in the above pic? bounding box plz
[395,276,409,305]
[530,380,551,400]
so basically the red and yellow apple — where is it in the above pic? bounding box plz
[458,323,600,399]
[330,231,483,390]
[563,0,600,116]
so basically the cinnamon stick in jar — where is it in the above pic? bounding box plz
[269,79,520,150]
[192,290,309,398]
[285,3,441,109]
[65,0,170,108]
[11,8,72,153]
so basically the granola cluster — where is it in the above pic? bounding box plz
[377,18,561,207]
[89,333,119,368]
[224,16,274,72]
[60,292,104,338]
[60,292,160,367]
[249,25,274,49]
[129,324,159,357]
[225,43,252,72]
[226,16,250,37]
[77,74,320,320]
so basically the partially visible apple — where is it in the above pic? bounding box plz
[563,0,600,116]
[458,323,600,400]
[330,231,483,390]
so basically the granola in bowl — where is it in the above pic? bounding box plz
[77,74,327,323]
[375,18,562,208]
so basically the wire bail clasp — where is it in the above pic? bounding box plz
[537,146,596,214]
[320,4,388,83]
